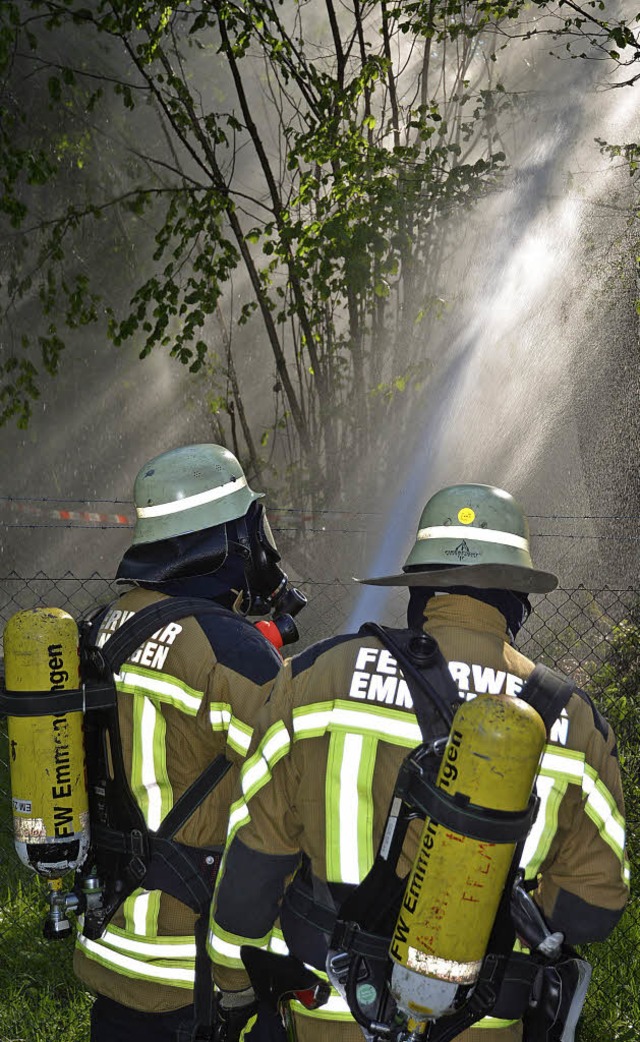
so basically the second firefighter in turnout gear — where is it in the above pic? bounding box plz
[208,483,629,1042]
[74,443,304,1042]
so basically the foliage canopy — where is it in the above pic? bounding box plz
[0,0,638,502]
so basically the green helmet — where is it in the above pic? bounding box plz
[131,444,264,546]
[358,483,557,593]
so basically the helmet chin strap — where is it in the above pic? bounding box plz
[230,588,249,615]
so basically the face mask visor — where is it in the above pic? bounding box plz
[237,503,307,624]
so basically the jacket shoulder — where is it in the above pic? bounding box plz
[290,633,361,679]
[195,608,283,684]
[567,683,611,742]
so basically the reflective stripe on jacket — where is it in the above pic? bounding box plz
[73,586,282,1013]
[210,594,629,1035]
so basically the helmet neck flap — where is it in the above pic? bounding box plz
[117,501,307,619]
[116,523,248,609]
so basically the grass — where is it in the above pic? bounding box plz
[575,610,640,1041]
[0,876,92,1042]
[577,898,640,1041]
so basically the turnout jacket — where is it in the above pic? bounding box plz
[73,585,283,1013]
[209,594,629,1037]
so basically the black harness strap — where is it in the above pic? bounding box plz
[82,596,233,875]
[279,626,460,976]
[144,840,222,915]
[0,683,116,716]
[297,627,462,981]
[328,631,579,1038]
[518,663,575,732]
[358,622,460,736]
[395,764,539,844]
[157,756,232,840]
[91,595,229,673]
[80,595,237,1037]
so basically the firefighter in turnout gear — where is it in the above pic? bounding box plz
[73,443,304,1042]
[208,483,629,1042]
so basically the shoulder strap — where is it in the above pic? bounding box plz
[80,594,233,932]
[518,663,575,733]
[88,595,233,834]
[91,595,228,675]
[359,622,459,737]
[156,757,232,841]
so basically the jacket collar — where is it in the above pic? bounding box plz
[421,592,511,641]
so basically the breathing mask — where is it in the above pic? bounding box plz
[232,502,307,643]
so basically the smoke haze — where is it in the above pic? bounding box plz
[1,6,638,632]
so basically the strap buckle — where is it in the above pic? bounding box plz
[129,829,146,858]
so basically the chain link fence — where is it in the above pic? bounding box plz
[0,573,638,1041]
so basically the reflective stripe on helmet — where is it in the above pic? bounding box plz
[136,475,249,518]
[416,525,529,549]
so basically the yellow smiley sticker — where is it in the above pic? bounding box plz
[458,507,475,525]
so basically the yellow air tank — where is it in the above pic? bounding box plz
[4,607,90,877]
[389,692,546,1024]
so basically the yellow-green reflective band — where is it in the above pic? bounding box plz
[241,722,291,801]
[99,922,196,958]
[292,699,421,746]
[207,923,271,969]
[226,796,250,842]
[268,931,289,955]
[239,1012,258,1040]
[325,732,345,881]
[117,667,203,714]
[474,1017,519,1028]
[241,754,270,799]
[538,746,627,867]
[130,695,170,831]
[209,703,253,755]
[520,773,567,879]
[357,736,377,878]
[123,889,161,940]
[325,732,377,884]
[77,933,195,987]
[227,719,252,755]
[582,763,626,856]
[260,725,292,767]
